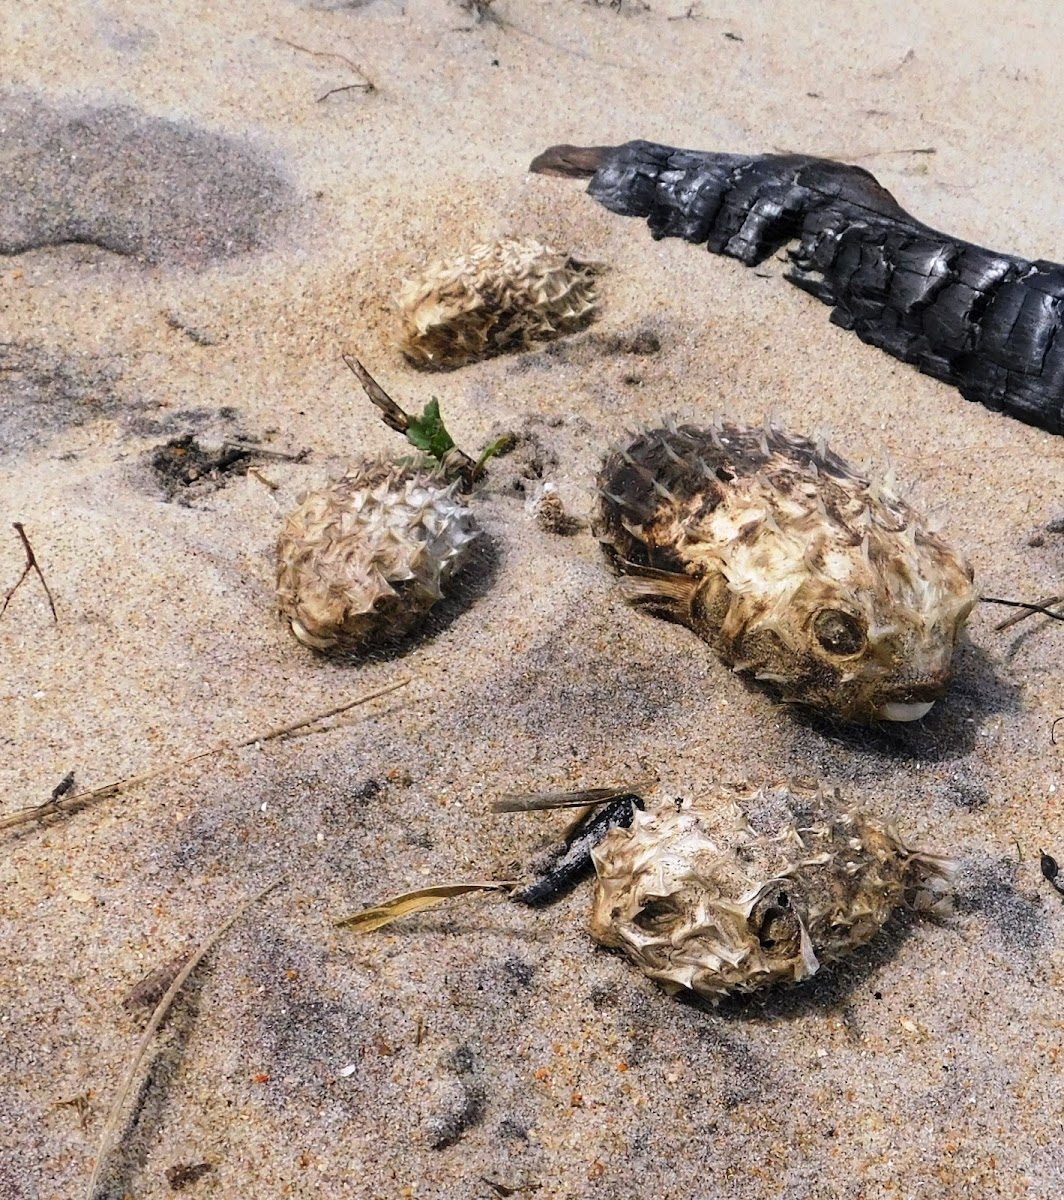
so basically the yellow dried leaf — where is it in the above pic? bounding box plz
[334,882,512,933]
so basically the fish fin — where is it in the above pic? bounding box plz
[617,571,698,612]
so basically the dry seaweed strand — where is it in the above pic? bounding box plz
[1,522,58,623]
[85,881,282,1200]
[0,678,410,832]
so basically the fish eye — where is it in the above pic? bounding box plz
[751,887,802,955]
[813,609,867,658]
[633,895,682,933]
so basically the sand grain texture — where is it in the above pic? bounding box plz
[2,1,1063,1197]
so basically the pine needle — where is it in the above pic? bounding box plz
[85,880,282,1200]
[334,882,515,933]
[1,678,410,833]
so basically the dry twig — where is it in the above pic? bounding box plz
[983,593,1064,630]
[0,678,410,832]
[274,36,375,98]
[342,354,482,484]
[1,522,58,623]
[85,881,282,1200]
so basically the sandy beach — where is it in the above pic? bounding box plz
[2,1,1063,1196]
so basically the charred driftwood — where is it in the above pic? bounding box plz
[531,140,1064,436]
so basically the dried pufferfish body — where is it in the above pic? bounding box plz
[597,422,976,722]
[590,781,954,1000]
[397,238,598,369]
[276,461,477,654]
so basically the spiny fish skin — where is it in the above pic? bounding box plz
[596,422,976,723]
[397,238,598,370]
[589,780,954,1001]
[276,461,477,655]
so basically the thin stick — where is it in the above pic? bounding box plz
[982,594,1064,629]
[342,353,416,437]
[317,83,374,102]
[1,522,58,623]
[85,880,282,1200]
[0,678,410,832]
[274,37,361,70]
[274,37,375,95]
[0,560,32,617]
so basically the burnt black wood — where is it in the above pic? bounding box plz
[531,140,1064,436]
[510,795,644,907]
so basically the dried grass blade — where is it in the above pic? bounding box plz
[334,882,513,933]
[1,678,410,833]
[492,777,656,813]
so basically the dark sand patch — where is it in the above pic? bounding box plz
[0,92,290,268]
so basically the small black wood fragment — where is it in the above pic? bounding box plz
[510,795,643,907]
[1040,849,1064,897]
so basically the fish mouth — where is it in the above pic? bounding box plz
[876,699,936,722]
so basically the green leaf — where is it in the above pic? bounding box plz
[405,398,456,463]
[473,435,512,476]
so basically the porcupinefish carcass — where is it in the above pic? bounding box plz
[596,421,976,723]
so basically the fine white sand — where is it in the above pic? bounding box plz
[2,2,1063,1196]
